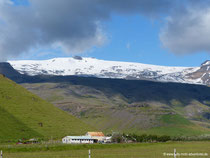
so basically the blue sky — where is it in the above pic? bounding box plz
[90,15,210,67]
[3,0,210,66]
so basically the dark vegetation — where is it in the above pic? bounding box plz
[111,133,171,143]
[203,112,210,120]
[123,134,171,143]
[122,133,210,142]
[14,74,210,106]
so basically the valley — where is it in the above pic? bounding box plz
[21,76,210,136]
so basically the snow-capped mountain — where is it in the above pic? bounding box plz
[8,57,210,85]
[186,60,210,85]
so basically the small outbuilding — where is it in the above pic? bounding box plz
[103,136,112,143]
[62,136,95,144]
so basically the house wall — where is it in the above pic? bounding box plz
[62,137,68,144]
[62,137,94,144]
[91,136,105,141]
[70,139,94,144]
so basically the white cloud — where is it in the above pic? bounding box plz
[1,0,210,60]
[0,0,13,5]
[0,0,177,61]
[160,7,210,54]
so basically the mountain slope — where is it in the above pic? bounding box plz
[187,60,210,85]
[8,57,203,85]
[21,76,210,136]
[0,62,22,78]
[0,74,92,142]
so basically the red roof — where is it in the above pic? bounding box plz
[87,132,104,137]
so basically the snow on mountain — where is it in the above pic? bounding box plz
[8,57,205,84]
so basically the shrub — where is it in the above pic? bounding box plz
[111,133,124,143]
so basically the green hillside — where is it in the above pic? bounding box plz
[0,75,92,142]
[21,76,210,137]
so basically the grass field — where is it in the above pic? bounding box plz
[0,141,210,158]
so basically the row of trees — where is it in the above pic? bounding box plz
[111,133,171,143]
[111,133,210,143]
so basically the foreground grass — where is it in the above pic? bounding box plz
[1,141,210,158]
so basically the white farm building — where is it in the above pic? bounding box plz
[62,136,95,144]
[62,132,111,144]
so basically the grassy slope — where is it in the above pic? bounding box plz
[0,106,41,141]
[22,80,210,137]
[140,114,208,136]
[0,75,92,142]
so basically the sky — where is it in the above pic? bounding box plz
[0,0,210,67]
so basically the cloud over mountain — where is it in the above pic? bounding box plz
[160,4,210,54]
[0,0,210,60]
